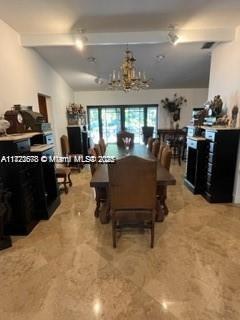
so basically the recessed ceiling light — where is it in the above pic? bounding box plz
[73,28,88,51]
[168,25,180,46]
[87,56,97,63]
[156,54,165,62]
[95,77,104,85]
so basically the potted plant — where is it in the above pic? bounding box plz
[161,94,187,128]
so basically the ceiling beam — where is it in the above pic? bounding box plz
[20,28,235,47]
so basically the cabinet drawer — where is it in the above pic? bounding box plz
[45,134,54,145]
[187,128,195,137]
[208,163,214,174]
[15,139,30,154]
[205,130,216,142]
[209,142,216,153]
[187,138,197,149]
[208,152,215,164]
[207,173,212,184]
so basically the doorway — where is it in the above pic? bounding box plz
[38,93,48,122]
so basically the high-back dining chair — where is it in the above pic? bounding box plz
[152,139,160,158]
[142,126,154,145]
[108,155,157,248]
[89,148,107,218]
[117,131,134,147]
[94,143,102,158]
[60,134,81,172]
[60,135,70,157]
[160,146,172,171]
[157,146,172,216]
[147,137,154,152]
[157,144,166,161]
[98,138,106,155]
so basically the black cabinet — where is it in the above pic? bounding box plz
[30,147,60,219]
[67,126,89,158]
[0,135,60,235]
[203,129,240,203]
[184,137,207,194]
[0,139,40,234]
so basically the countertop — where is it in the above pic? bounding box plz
[30,144,54,153]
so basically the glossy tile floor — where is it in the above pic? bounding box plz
[0,164,240,320]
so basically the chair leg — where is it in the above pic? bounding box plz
[68,173,72,187]
[151,222,154,248]
[95,200,100,218]
[112,214,117,248]
[63,176,68,194]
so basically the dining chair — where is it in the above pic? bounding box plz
[60,134,81,172]
[108,155,157,248]
[147,137,154,152]
[142,126,154,145]
[94,143,102,158]
[151,139,160,158]
[117,131,134,147]
[160,145,172,170]
[157,146,172,216]
[98,137,106,155]
[89,148,107,217]
[157,144,166,161]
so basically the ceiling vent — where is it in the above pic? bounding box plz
[201,42,215,49]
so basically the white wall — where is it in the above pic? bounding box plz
[208,27,240,203]
[75,88,208,128]
[0,19,74,152]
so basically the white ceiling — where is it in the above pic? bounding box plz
[0,0,239,90]
[1,0,240,33]
[36,43,211,90]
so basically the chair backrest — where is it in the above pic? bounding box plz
[147,137,154,152]
[61,135,70,156]
[117,131,134,147]
[142,126,154,144]
[89,148,98,175]
[108,155,157,210]
[152,139,160,158]
[157,144,166,161]
[94,144,102,157]
[99,138,106,155]
[160,146,172,171]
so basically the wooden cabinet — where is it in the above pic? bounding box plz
[203,129,240,203]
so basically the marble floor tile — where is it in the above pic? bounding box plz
[0,164,240,319]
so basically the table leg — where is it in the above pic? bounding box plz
[99,201,110,224]
[156,198,165,222]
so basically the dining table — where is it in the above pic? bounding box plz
[90,143,176,224]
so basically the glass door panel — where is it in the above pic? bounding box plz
[147,106,158,135]
[125,107,144,143]
[88,108,100,143]
[101,107,121,143]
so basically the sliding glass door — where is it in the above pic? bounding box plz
[87,105,158,143]
[101,107,121,143]
[125,107,144,143]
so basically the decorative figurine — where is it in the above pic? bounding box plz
[231,105,239,128]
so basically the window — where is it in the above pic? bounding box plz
[87,105,158,143]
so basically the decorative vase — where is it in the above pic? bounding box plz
[169,113,174,129]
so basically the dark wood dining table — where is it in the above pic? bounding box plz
[90,143,176,223]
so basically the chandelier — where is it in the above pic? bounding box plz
[108,47,151,92]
